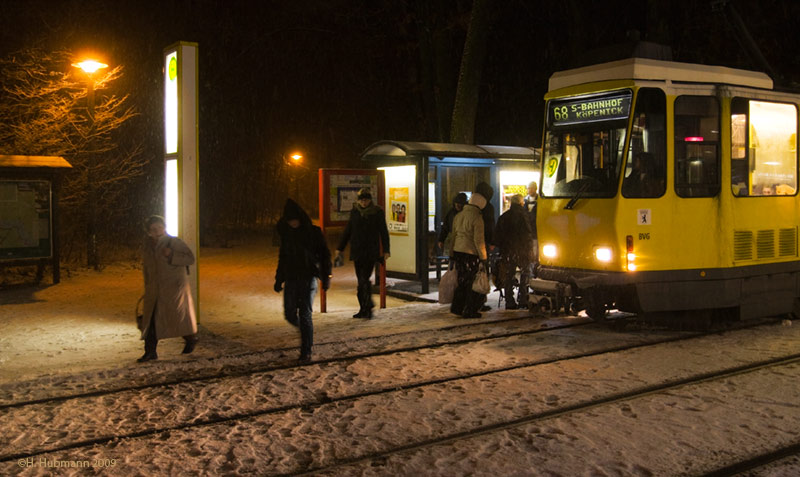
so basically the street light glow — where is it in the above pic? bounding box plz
[72,60,108,74]
[290,153,303,162]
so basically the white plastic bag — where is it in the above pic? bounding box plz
[438,268,458,304]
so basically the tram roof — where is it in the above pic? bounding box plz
[549,57,773,92]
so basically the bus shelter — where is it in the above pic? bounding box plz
[360,141,540,294]
[0,155,72,284]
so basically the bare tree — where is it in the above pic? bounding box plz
[0,48,145,266]
[450,0,498,144]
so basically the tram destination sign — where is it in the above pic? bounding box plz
[548,91,632,128]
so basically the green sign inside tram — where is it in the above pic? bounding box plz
[548,91,632,127]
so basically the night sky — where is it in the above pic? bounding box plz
[2,0,799,228]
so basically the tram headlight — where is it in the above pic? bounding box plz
[594,247,612,262]
[542,244,557,258]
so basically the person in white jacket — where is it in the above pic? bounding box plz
[449,191,488,318]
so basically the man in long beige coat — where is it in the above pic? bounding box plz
[139,215,198,362]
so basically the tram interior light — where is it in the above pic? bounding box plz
[542,244,557,259]
[595,247,612,262]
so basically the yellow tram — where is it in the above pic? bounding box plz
[531,58,800,322]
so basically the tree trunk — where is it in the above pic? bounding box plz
[450,0,496,144]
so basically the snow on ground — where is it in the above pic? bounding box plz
[2,235,800,476]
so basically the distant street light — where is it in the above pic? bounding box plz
[72,58,108,270]
[288,151,304,198]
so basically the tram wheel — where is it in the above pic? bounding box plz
[538,297,553,315]
[586,302,607,320]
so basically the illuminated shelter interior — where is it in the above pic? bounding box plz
[360,140,540,294]
[0,155,72,284]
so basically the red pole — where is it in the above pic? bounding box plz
[380,243,386,309]
[318,169,327,313]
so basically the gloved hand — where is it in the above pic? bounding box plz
[321,276,331,291]
[274,281,283,293]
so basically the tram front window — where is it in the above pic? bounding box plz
[541,127,626,198]
[541,90,631,199]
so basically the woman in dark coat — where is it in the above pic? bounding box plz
[335,188,390,318]
[274,199,332,362]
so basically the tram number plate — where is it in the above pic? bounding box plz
[639,233,650,240]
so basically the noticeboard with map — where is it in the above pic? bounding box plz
[0,180,52,260]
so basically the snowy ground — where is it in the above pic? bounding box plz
[2,235,800,476]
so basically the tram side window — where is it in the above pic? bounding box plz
[623,88,666,198]
[674,96,720,198]
[731,98,798,197]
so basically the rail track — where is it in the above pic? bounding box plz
[2,316,794,477]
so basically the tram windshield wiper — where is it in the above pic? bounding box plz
[564,180,592,210]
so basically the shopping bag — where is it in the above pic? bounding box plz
[438,268,458,304]
[472,262,490,294]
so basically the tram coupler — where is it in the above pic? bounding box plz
[528,278,575,315]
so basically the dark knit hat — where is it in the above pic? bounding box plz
[453,192,468,205]
[357,188,372,200]
[475,181,494,200]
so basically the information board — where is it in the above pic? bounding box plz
[319,169,384,227]
[0,180,52,260]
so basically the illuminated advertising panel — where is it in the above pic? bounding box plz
[380,165,416,274]
[164,51,178,155]
[165,159,178,236]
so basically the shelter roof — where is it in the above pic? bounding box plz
[361,141,539,161]
[0,155,72,169]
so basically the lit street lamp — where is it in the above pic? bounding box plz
[288,151,303,198]
[72,59,108,270]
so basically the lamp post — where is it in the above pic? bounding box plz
[72,59,108,270]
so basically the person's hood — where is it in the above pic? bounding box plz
[278,198,312,235]
[469,192,487,210]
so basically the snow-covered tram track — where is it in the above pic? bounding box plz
[1,320,795,475]
[290,354,800,477]
[0,315,595,409]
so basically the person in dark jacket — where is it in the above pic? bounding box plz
[437,192,468,256]
[495,194,534,309]
[335,188,390,318]
[524,180,539,277]
[274,199,332,362]
[475,182,496,249]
